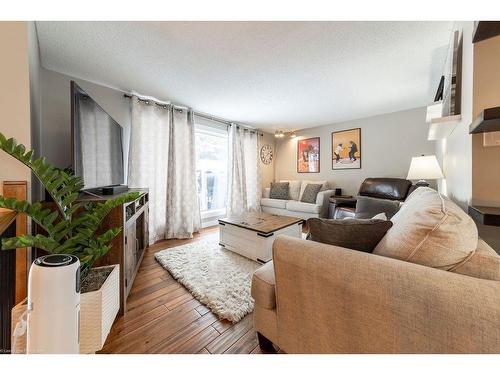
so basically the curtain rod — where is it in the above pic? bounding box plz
[123,93,263,136]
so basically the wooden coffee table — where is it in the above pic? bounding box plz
[219,212,304,263]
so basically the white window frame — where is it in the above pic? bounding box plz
[194,118,229,227]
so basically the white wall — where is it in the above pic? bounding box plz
[40,68,131,175]
[435,22,473,211]
[275,107,435,195]
[258,132,276,189]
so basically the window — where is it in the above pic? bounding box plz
[194,121,228,225]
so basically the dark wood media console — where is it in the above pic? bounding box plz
[80,189,149,315]
[35,189,149,316]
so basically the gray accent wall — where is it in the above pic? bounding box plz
[258,132,276,190]
[275,107,435,196]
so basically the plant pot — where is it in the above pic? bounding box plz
[80,264,120,354]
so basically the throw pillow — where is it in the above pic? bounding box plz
[279,180,302,201]
[354,196,401,219]
[269,182,289,200]
[299,180,328,200]
[300,184,323,203]
[306,218,393,253]
[371,212,388,221]
[373,187,478,270]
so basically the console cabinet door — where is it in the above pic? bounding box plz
[124,225,136,297]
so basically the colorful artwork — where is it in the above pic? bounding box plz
[332,128,361,170]
[297,137,320,173]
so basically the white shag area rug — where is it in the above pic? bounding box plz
[155,235,260,323]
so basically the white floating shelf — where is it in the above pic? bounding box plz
[427,115,462,140]
[426,101,444,123]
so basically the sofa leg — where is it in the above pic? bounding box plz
[257,332,277,353]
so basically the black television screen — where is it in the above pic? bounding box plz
[71,81,124,190]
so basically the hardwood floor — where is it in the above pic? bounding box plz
[99,226,264,354]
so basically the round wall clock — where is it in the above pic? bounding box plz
[260,144,273,165]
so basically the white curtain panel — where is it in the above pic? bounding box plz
[165,107,201,238]
[128,97,170,244]
[227,125,262,216]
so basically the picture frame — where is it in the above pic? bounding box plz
[297,137,320,173]
[332,128,361,170]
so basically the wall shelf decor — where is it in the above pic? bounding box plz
[473,21,500,44]
[425,101,444,123]
[427,115,462,140]
[426,30,463,141]
[468,205,500,227]
[469,106,500,134]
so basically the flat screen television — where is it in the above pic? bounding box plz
[71,81,125,191]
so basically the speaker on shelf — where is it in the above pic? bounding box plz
[335,188,342,196]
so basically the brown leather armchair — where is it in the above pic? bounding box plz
[330,178,414,219]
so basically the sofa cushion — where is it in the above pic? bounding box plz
[251,261,276,309]
[374,187,478,270]
[300,184,323,204]
[261,198,288,209]
[280,180,302,201]
[354,196,401,219]
[286,200,321,214]
[299,180,328,200]
[269,182,289,200]
[307,218,393,253]
[451,238,500,281]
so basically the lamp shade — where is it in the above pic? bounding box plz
[407,155,444,180]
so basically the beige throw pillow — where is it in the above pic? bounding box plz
[373,187,478,270]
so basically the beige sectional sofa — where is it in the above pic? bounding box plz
[251,187,500,353]
[261,180,334,219]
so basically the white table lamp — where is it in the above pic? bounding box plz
[407,155,444,187]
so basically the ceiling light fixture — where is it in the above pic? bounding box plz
[290,131,297,138]
[275,130,285,138]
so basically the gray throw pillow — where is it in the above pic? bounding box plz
[300,184,322,203]
[269,182,289,200]
[354,196,401,219]
[306,218,393,253]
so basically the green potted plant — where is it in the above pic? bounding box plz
[0,132,140,353]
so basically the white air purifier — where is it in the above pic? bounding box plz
[27,254,81,354]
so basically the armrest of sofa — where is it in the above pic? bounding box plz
[271,235,500,353]
[316,189,334,218]
[263,187,271,198]
[251,261,276,309]
[315,189,334,205]
[329,196,357,207]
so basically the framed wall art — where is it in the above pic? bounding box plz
[332,128,361,170]
[297,137,320,173]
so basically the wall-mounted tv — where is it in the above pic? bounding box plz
[71,81,125,191]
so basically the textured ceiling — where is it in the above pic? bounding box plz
[36,21,453,130]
